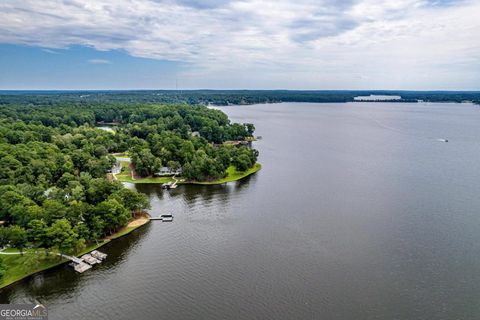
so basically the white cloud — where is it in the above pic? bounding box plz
[41,48,59,54]
[0,0,479,89]
[87,59,112,64]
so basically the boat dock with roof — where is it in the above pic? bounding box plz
[150,214,174,222]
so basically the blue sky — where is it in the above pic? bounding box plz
[0,0,479,90]
[0,44,182,89]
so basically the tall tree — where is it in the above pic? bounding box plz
[8,225,28,255]
[47,219,79,255]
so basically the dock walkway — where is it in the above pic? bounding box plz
[150,214,174,222]
[62,251,107,273]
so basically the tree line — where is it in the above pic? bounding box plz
[1,90,480,106]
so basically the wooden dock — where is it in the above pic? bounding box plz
[64,250,108,273]
[161,175,179,189]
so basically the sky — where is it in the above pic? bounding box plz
[0,0,479,90]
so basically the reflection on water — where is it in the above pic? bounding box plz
[133,175,254,203]
[2,102,480,320]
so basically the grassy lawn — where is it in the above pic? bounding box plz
[0,252,69,288]
[0,241,107,289]
[108,227,135,239]
[116,163,261,185]
[115,161,138,183]
[115,161,175,184]
[116,175,174,184]
[115,160,177,184]
[0,217,150,289]
[192,163,262,185]
[112,152,129,157]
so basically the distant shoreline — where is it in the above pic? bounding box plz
[1,90,478,106]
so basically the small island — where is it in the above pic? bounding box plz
[0,102,260,288]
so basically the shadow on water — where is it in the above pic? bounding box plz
[134,173,255,206]
[0,223,152,304]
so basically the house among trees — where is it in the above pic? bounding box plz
[109,160,122,174]
[154,167,183,176]
[224,140,252,148]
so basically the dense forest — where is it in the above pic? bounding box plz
[0,102,258,272]
[1,90,479,106]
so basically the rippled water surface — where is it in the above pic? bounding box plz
[2,102,480,320]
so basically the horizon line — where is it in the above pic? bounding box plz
[1,89,480,93]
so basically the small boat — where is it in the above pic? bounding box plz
[161,183,171,189]
[437,138,449,143]
[160,214,173,222]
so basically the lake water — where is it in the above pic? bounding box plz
[2,102,480,319]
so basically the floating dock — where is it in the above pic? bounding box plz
[81,254,101,265]
[72,262,92,273]
[161,214,174,222]
[150,214,174,222]
[67,250,108,273]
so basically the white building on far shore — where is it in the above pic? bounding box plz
[354,95,402,101]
